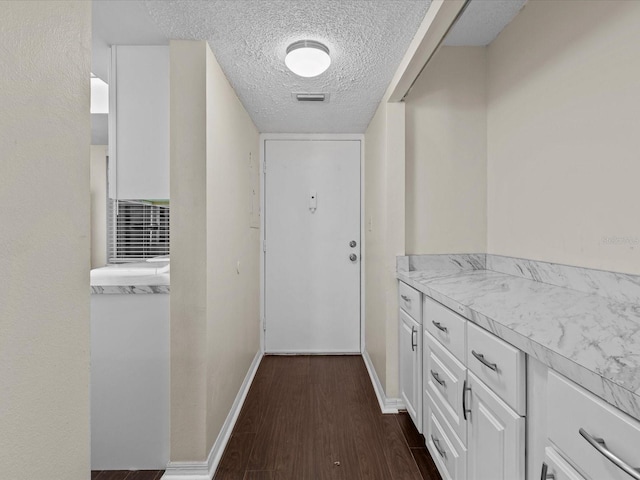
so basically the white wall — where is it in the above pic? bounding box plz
[487,0,640,274]
[405,46,487,254]
[91,145,108,268]
[169,39,260,463]
[0,1,91,478]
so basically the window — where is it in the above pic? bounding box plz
[107,199,169,263]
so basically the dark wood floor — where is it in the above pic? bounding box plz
[215,355,441,480]
[90,471,164,480]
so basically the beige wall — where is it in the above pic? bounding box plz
[0,1,91,478]
[169,40,260,462]
[487,0,640,274]
[204,43,260,451]
[91,145,108,268]
[364,101,405,397]
[405,47,487,254]
[169,40,209,461]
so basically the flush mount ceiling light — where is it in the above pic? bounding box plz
[285,40,331,78]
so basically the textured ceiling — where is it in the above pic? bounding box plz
[444,0,528,46]
[93,0,529,135]
[144,0,431,133]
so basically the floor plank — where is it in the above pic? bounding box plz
[412,447,442,480]
[216,433,258,480]
[90,471,164,480]
[243,472,275,480]
[215,355,441,480]
[396,411,425,448]
[381,415,424,480]
[92,472,130,480]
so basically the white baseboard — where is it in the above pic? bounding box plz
[362,350,404,414]
[162,350,264,480]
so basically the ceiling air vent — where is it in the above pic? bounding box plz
[293,93,330,103]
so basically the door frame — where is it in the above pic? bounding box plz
[259,133,366,354]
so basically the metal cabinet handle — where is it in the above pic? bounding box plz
[401,294,411,302]
[579,428,640,479]
[432,320,448,333]
[411,326,417,352]
[431,370,446,387]
[462,379,471,421]
[431,435,446,459]
[540,462,555,480]
[540,462,556,480]
[471,350,498,371]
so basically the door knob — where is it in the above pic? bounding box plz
[349,254,358,262]
[349,240,357,248]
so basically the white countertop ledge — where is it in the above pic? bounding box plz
[397,255,640,422]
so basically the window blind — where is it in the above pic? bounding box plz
[107,199,170,263]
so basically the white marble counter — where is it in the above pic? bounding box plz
[91,285,170,295]
[91,262,170,294]
[397,254,640,421]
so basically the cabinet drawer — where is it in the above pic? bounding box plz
[467,322,526,415]
[399,282,421,322]
[425,390,467,480]
[541,447,586,480]
[423,296,466,363]
[547,371,640,480]
[424,331,467,445]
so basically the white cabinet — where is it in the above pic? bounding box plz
[110,45,169,200]
[425,390,467,480]
[399,281,422,431]
[467,371,525,480]
[424,331,467,443]
[467,322,526,416]
[399,307,422,430]
[418,293,526,480]
[546,371,640,480]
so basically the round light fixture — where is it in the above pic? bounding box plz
[285,40,331,78]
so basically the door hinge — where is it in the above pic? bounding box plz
[262,161,266,174]
[263,240,266,252]
[262,318,266,332]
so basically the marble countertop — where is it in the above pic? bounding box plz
[91,285,170,294]
[397,254,640,421]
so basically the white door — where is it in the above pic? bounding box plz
[264,140,361,353]
[467,372,525,480]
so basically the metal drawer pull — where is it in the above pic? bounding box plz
[432,321,448,333]
[431,435,446,459]
[462,379,471,421]
[471,350,498,371]
[401,294,411,302]
[579,428,640,480]
[411,326,417,352]
[431,370,446,387]
[540,462,555,480]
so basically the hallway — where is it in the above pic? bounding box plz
[215,355,441,480]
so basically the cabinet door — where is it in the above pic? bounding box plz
[399,309,421,430]
[113,46,169,200]
[467,372,525,480]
